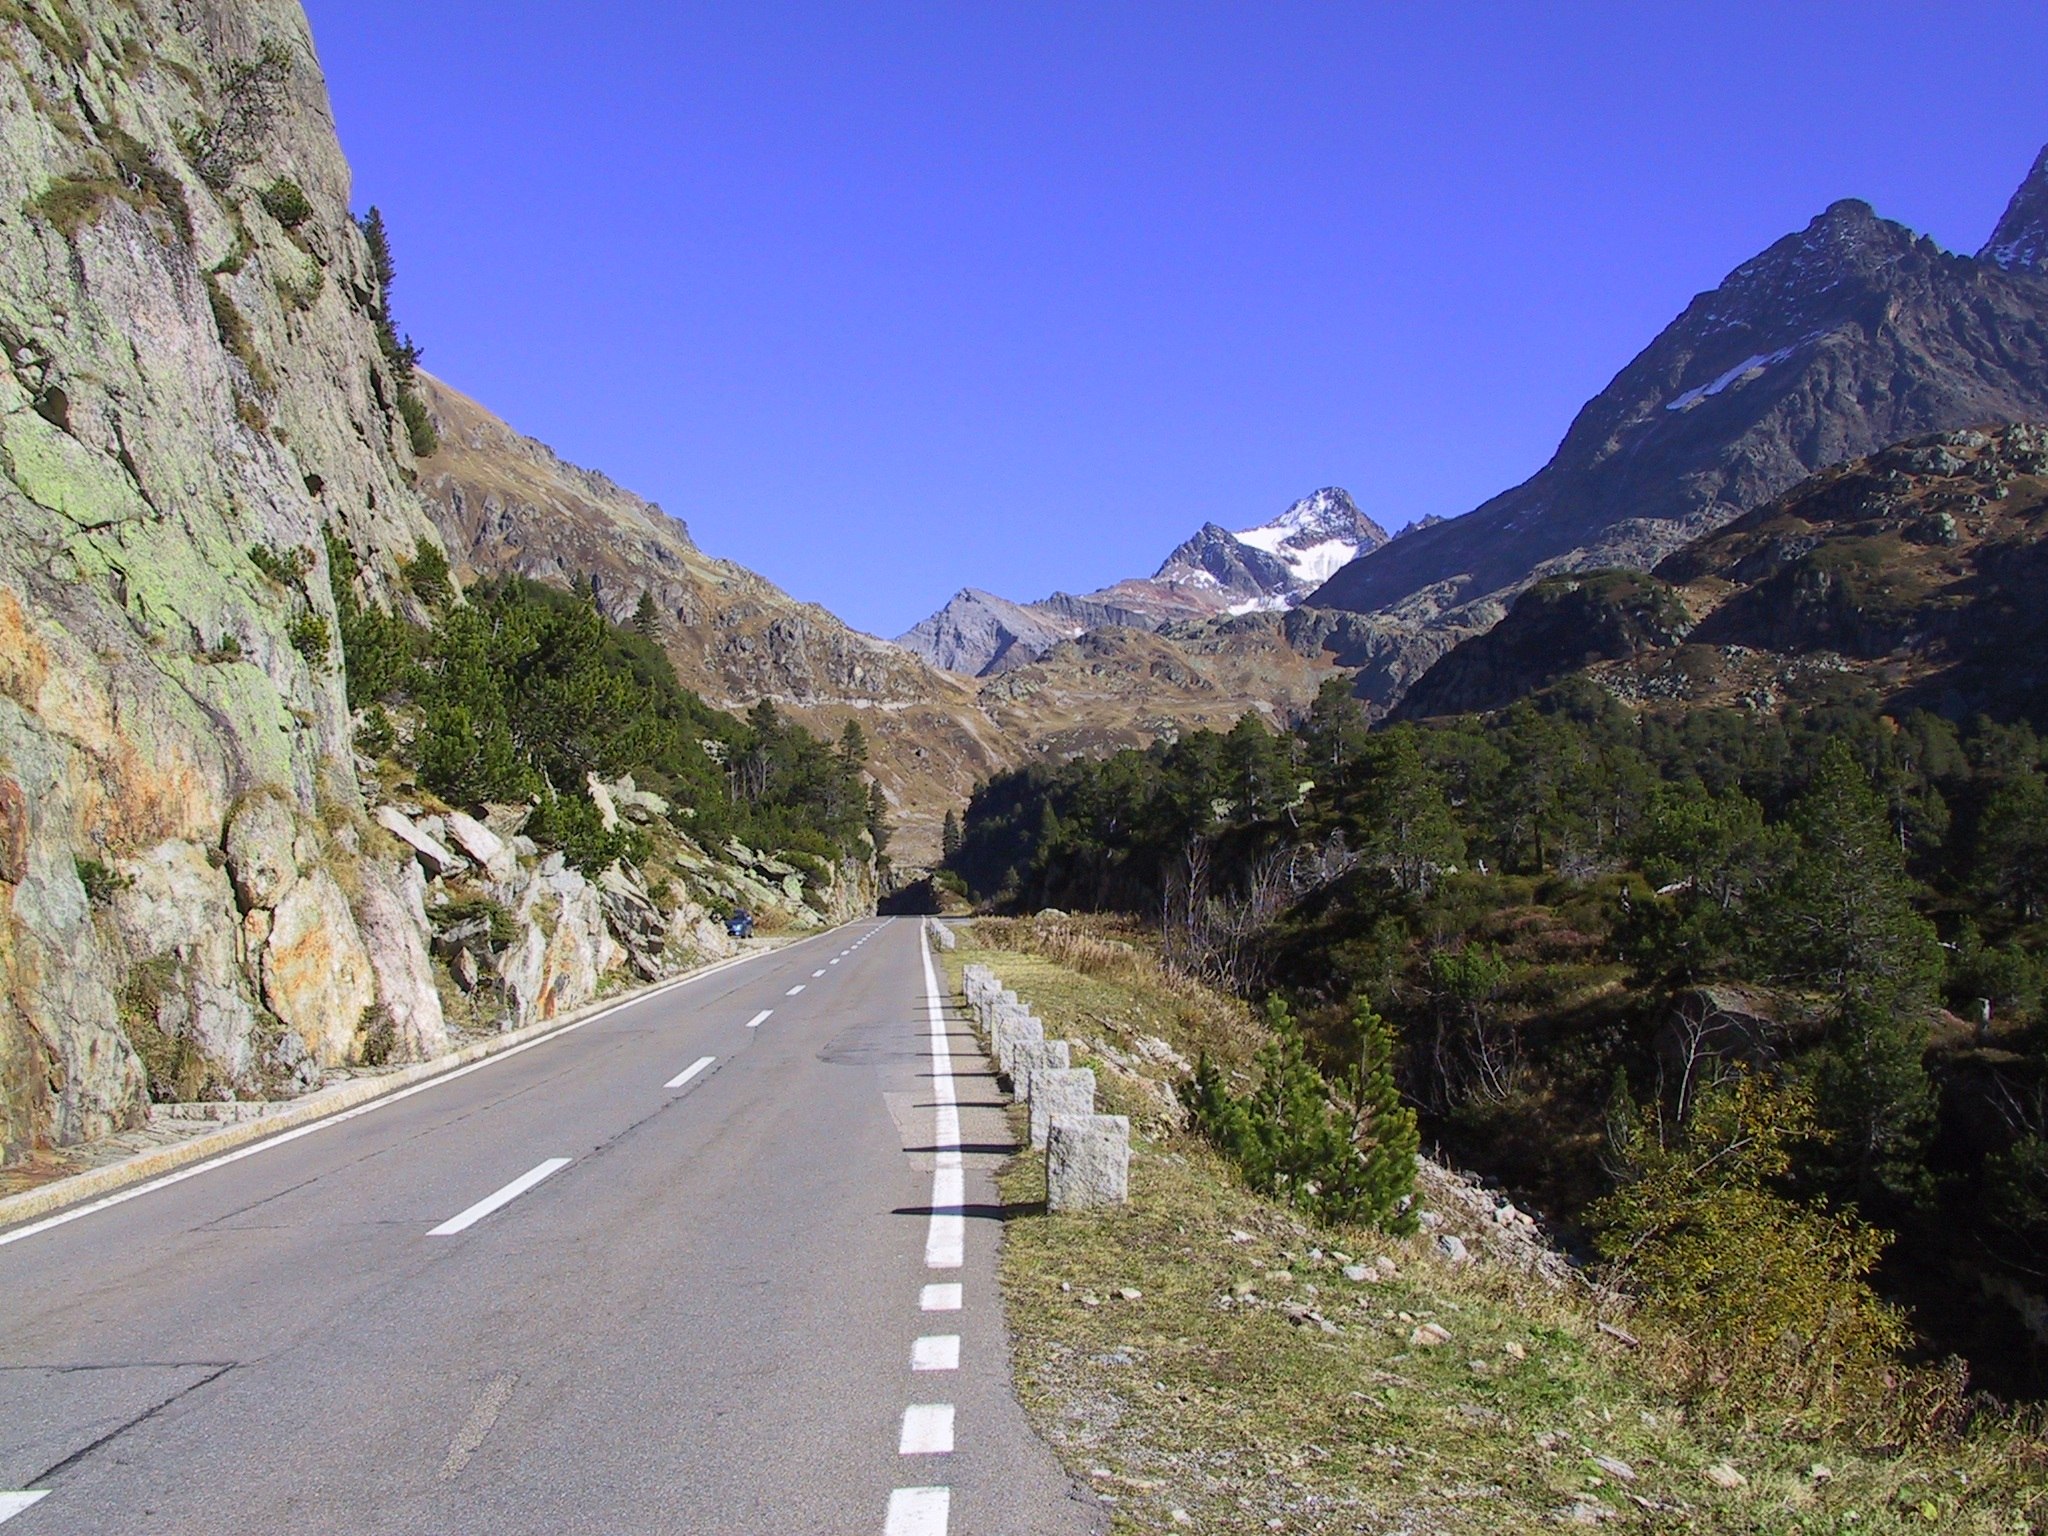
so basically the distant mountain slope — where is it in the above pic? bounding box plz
[1395,423,2048,723]
[893,588,1081,677]
[1312,147,2048,702]
[897,487,1389,676]
[414,376,1017,860]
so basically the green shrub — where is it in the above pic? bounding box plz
[353,702,395,758]
[1181,998,1417,1230]
[258,175,311,228]
[75,855,130,905]
[287,611,331,667]
[1592,1072,1912,1420]
[397,388,437,456]
[433,893,518,950]
[248,543,310,586]
[401,537,451,607]
[526,788,647,874]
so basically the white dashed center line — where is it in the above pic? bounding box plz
[813,969,826,978]
[898,1403,955,1455]
[745,1010,772,1029]
[787,984,806,996]
[919,937,964,1270]
[428,1157,571,1236]
[920,1282,962,1312]
[911,1335,960,1371]
[0,1493,49,1524]
[665,1055,716,1089]
[884,1486,950,1535]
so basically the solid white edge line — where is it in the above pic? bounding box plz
[898,1403,955,1455]
[0,922,860,1250]
[919,1282,962,1312]
[664,1054,717,1090]
[745,1010,772,1029]
[911,1335,961,1371]
[883,1485,949,1536]
[0,1492,49,1523]
[918,931,964,1270]
[428,1157,571,1236]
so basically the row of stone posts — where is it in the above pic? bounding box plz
[958,960,1130,1210]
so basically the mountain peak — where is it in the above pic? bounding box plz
[1980,143,2048,273]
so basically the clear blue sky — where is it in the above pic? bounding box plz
[302,1,2047,638]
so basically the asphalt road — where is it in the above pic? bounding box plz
[0,918,1101,1535]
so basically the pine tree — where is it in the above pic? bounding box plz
[1769,738,1941,1018]
[940,809,962,862]
[1334,1001,1420,1233]
[837,718,869,766]
[632,589,660,641]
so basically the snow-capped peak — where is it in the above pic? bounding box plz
[1232,488,1390,590]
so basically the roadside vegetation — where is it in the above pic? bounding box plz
[948,678,2048,1400]
[322,536,886,872]
[951,916,2047,1534]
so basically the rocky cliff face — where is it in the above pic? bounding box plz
[1311,151,2048,709]
[0,1,875,1166]
[0,0,460,1158]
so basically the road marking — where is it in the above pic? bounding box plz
[918,935,964,1270]
[0,1493,48,1524]
[920,1282,962,1312]
[438,1373,516,1480]
[429,1158,571,1236]
[745,1010,772,1029]
[0,929,857,1250]
[787,984,806,996]
[884,1486,950,1535]
[813,968,826,978]
[911,1335,960,1371]
[665,1055,717,1089]
[830,958,841,965]
[898,1403,955,1455]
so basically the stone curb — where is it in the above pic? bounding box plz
[0,931,818,1235]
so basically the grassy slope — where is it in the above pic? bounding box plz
[947,918,2045,1535]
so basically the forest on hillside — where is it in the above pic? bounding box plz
[948,672,2048,1398]
[321,537,888,874]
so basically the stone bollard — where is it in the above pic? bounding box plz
[928,922,957,952]
[1008,1037,1070,1100]
[1029,1067,1096,1150]
[994,1009,1043,1075]
[1046,1114,1130,1210]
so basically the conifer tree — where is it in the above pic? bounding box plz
[940,809,962,862]
[1334,1001,1420,1233]
[632,589,660,641]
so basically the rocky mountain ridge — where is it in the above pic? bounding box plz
[1394,423,2048,723]
[1307,149,2048,710]
[897,487,1389,677]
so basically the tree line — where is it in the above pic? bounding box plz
[949,671,2048,1403]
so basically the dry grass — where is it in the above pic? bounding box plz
[950,916,2048,1536]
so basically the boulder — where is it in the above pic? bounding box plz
[352,858,448,1062]
[1046,1113,1129,1210]
[443,810,516,883]
[1029,1067,1097,1150]
[259,867,377,1065]
[373,806,466,879]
